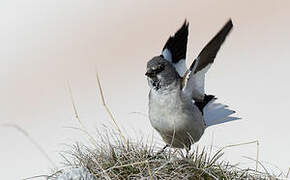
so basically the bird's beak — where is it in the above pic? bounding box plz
[145,69,155,77]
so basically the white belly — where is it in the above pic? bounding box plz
[148,89,205,148]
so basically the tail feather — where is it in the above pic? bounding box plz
[205,103,227,111]
[206,108,235,121]
[203,97,240,127]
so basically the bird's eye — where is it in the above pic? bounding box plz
[154,64,165,73]
[157,64,163,69]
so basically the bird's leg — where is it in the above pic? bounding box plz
[162,144,169,151]
[185,145,191,158]
[156,144,169,155]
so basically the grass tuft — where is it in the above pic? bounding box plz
[49,74,287,179]
[51,132,282,180]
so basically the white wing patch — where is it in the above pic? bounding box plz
[162,48,187,77]
[174,59,187,77]
[183,63,212,101]
[162,48,172,62]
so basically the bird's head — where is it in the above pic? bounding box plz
[145,56,179,90]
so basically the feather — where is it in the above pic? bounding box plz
[183,19,233,101]
[162,20,189,77]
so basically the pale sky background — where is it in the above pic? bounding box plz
[0,0,289,179]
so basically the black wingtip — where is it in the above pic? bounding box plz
[227,18,233,27]
[224,18,233,33]
[215,18,233,43]
[162,20,189,63]
[183,19,189,28]
[193,19,234,73]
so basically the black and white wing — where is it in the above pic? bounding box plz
[183,19,233,101]
[162,20,189,77]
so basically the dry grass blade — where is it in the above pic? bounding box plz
[220,140,259,172]
[208,150,224,167]
[1,123,56,168]
[95,72,127,146]
[67,82,98,148]
[22,174,50,180]
[146,160,153,180]
[243,156,270,177]
[105,160,152,172]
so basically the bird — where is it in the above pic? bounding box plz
[145,19,240,151]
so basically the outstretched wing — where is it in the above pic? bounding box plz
[183,19,233,101]
[162,20,189,77]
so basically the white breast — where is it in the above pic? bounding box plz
[149,88,185,132]
[148,84,205,146]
